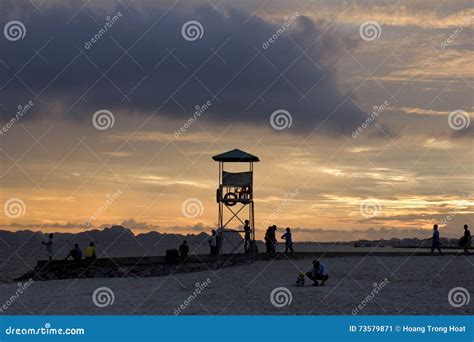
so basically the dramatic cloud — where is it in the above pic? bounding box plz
[0,1,367,134]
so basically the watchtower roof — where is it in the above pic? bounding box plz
[212,149,260,162]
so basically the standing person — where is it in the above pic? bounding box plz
[85,242,97,260]
[428,224,442,254]
[209,230,218,256]
[270,225,277,253]
[265,227,273,254]
[281,227,294,254]
[64,243,82,261]
[243,220,251,253]
[41,233,54,260]
[305,259,329,286]
[461,224,471,254]
[179,240,190,259]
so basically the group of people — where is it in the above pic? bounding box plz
[41,233,97,261]
[428,224,471,254]
[265,225,294,254]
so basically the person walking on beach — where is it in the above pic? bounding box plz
[64,243,82,261]
[461,224,471,254]
[428,224,442,254]
[243,220,251,253]
[85,242,97,260]
[305,259,329,286]
[209,230,218,256]
[179,240,190,259]
[41,233,54,260]
[281,227,294,254]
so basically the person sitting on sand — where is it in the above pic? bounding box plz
[461,224,471,254]
[209,230,218,256]
[281,227,294,253]
[179,240,190,259]
[305,259,329,286]
[41,233,54,260]
[428,224,442,254]
[84,242,97,260]
[64,243,82,261]
[243,220,251,253]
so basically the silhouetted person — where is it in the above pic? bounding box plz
[264,227,273,254]
[305,259,329,286]
[41,233,54,260]
[179,240,189,259]
[281,227,294,253]
[243,220,251,253]
[461,224,471,254]
[428,224,442,254]
[85,242,97,260]
[64,243,82,261]
[270,225,277,252]
[209,230,218,256]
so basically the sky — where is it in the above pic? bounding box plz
[0,0,472,241]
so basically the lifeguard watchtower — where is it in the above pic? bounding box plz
[212,149,259,260]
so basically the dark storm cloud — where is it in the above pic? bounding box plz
[0,1,368,134]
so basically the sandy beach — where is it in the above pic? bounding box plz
[1,255,472,315]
